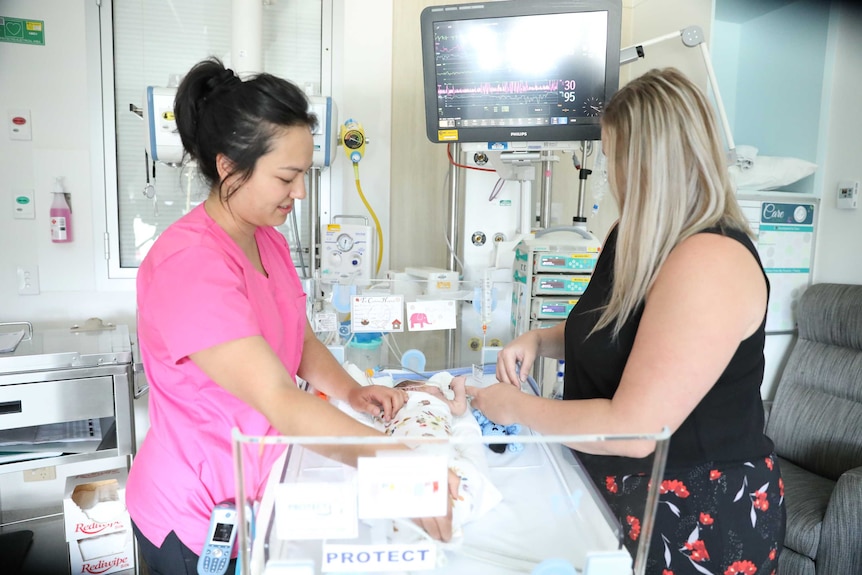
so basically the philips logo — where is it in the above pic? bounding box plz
[510,131,528,137]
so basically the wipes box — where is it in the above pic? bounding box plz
[64,466,135,575]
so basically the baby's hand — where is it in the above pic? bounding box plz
[448,376,469,416]
[349,384,408,422]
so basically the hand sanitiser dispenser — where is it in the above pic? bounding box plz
[50,177,73,243]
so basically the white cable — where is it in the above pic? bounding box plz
[382,333,403,366]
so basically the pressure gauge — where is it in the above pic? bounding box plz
[343,130,365,150]
[336,233,354,252]
[582,97,603,117]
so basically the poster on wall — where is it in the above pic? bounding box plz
[738,196,817,333]
[0,17,45,45]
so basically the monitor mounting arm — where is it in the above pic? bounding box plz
[620,25,736,163]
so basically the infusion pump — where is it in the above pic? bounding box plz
[319,221,375,284]
[512,227,601,337]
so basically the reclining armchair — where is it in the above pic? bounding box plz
[764,283,862,575]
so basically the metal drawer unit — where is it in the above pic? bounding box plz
[0,323,137,575]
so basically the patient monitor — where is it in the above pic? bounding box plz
[420,0,622,151]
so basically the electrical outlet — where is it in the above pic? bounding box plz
[23,466,57,482]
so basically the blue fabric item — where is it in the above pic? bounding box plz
[472,408,523,453]
[400,348,427,372]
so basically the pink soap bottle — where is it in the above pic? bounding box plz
[50,177,73,243]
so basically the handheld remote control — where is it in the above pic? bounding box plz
[197,500,237,575]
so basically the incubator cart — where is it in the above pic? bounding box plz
[234,367,669,575]
[0,323,138,575]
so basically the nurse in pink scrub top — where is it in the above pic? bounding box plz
[128,57,455,575]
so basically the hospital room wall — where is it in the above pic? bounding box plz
[0,0,137,329]
[812,2,862,285]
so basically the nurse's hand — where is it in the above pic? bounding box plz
[465,382,522,426]
[496,330,540,387]
[414,468,460,542]
[347,385,408,422]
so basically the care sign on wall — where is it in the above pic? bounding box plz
[0,16,45,46]
[739,197,817,333]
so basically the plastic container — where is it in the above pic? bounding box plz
[346,333,383,372]
[50,177,73,243]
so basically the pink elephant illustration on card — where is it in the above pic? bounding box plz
[410,312,432,329]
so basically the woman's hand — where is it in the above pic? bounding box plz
[347,385,407,422]
[465,382,523,426]
[414,468,461,542]
[496,330,541,386]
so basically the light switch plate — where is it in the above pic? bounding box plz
[9,109,32,141]
[838,180,858,210]
[17,265,40,295]
[13,190,35,219]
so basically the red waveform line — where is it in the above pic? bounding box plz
[437,80,561,96]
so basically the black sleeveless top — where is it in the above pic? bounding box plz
[564,225,774,472]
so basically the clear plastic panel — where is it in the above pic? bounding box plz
[308,273,517,373]
[232,370,670,575]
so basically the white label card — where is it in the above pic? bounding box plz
[405,300,457,331]
[351,296,404,333]
[322,543,437,572]
[274,481,358,541]
[314,311,338,332]
[356,454,448,519]
[471,364,484,384]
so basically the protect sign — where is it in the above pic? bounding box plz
[321,544,437,573]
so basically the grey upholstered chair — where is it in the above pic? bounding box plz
[764,283,862,575]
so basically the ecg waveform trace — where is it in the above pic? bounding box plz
[440,93,561,110]
[437,80,562,96]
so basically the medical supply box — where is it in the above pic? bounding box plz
[63,465,135,575]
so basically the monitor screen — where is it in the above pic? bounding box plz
[420,0,621,149]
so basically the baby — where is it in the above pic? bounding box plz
[337,366,501,540]
[378,375,501,541]
[382,375,468,440]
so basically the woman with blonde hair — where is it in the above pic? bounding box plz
[468,68,785,574]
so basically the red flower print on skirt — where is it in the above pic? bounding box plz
[724,559,757,575]
[626,515,641,540]
[683,539,710,562]
[660,479,690,498]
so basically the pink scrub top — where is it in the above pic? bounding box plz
[127,203,306,554]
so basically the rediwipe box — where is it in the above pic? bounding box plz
[63,466,135,575]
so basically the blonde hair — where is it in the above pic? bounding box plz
[595,67,751,337]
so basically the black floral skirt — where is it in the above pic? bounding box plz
[588,454,785,575]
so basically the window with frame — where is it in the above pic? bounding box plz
[93,0,328,278]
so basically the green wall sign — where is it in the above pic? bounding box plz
[0,16,45,46]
